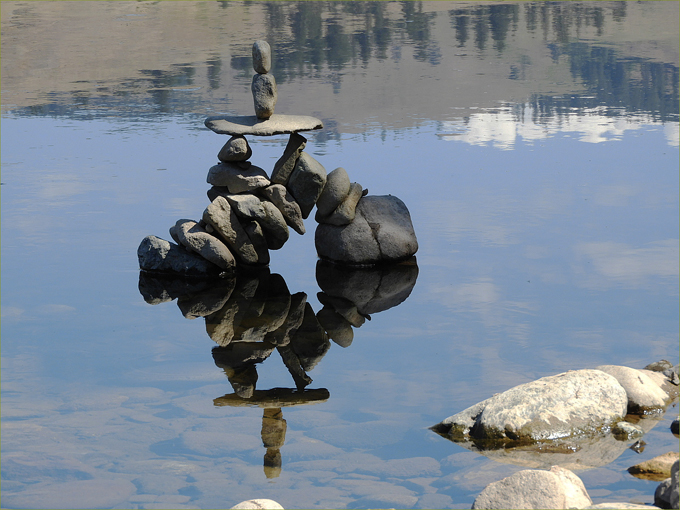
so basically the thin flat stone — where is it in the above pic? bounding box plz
[205,114,323,136]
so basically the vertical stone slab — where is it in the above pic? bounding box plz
[252,73,277,119]
[287,152,327,219]
[271,133,307,185]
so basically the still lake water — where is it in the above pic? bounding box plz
[1,2,678,509]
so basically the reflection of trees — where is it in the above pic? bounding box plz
[7,1,678,125]
[531,44,679,122]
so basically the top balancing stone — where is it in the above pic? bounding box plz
[204,114,323,137]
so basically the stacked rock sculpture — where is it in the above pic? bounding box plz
[138,40,418,275]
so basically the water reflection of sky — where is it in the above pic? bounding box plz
[1,2,679,509]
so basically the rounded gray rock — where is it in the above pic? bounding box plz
[252,40,272,74]
[218,135,252,162]
[595,365,671,413]
[252,73,277,119]
[316,167,350,217]
[137,235,221,275]
[174,219,236,272]
[207,162,270,193]
[315,195,418,266]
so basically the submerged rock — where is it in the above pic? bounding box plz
[472,465,592,509]
[315,195,418,266]
[629,451,679,481]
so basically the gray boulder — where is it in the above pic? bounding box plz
[174,219,236,272]
[252,40,271,74]
[271,133,306,185]
[654,460,679,509]
[315,167,350,217]
[432,369,628,446]
[472,465,592,509]
[218,135,252,162]
[251,73,277,119]
[202,196,259,264]
[595,365,671,414]
[137,235,222,276]
[207,162,270,193]
[315,195,418,266]
[287,152,327,219]
[260,184,305,235]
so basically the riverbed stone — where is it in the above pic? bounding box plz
[654,460,679,509]
[629,451,679,481]
[204,114,323,137]
[218,135,252,162]
[231,499,283,510]
[271,133,307,185]
[472,465,592,509]
[287,152,327,219]
[252,73,277,119]
[315,195,418,266]
[315,167,350,217]
[611,421,644,440]
[260,184,305,235]
[207,162,270,193]
[138,235,222,276]
[316,182,363,225]
[252,40,272,74]
[174,219,236,272]
[433,369,628,446]
[595,365,671,414]
[203,196,259,264]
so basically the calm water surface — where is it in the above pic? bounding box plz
[1,2,678,509]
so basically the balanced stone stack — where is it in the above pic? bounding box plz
[138,40,418,275]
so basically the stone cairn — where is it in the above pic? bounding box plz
[138,40,418,276]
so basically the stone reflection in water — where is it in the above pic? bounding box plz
[139,257,418,477]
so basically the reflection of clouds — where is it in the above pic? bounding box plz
[440,105,675,149]
[575,239,679,288]
[37,173,93,203]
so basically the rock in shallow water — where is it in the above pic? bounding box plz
[433,369,628,446]
[472,465,591,510]
[315,195,418,266]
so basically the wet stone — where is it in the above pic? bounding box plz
[316,182,363,226]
